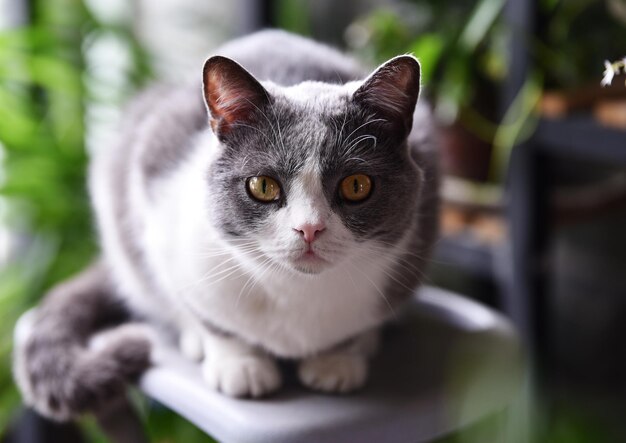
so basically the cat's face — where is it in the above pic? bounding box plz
[203,56,422,275]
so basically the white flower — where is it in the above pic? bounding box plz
[601,60,615,87]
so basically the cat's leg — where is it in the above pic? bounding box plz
[200,329,281,398]
[298,329,380,393]
[13,261,153,421]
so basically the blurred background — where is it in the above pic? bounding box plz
[1,0,626,441]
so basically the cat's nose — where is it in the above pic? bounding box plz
[294,222,326,243]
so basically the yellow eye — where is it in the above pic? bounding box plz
[247,176,281,202]
[340,174,372,202]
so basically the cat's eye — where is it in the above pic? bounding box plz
[247,176,281,202]
[340,174,372,202]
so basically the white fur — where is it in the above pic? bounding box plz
[299,353,368,393]
[200,331,282,397]
[299,329,379,392]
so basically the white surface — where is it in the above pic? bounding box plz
[140,286,524,443]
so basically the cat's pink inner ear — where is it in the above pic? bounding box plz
[202,56,269,134]
[353,55,421,134]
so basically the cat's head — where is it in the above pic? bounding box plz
[202,55,423,275]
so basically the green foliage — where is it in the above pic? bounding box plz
[80,399,217,443]
[144,406,217,443]
[351,0,506,123]
[433,409,615,443]
[276,0,312,36]
[542,411,611,443]
[535,0,626,88]
[349,0,526,182]
[409,34,444,85]
[357,0,626,110]
[0,0,150,437]
[0,1,94,432]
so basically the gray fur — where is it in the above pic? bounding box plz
[13,262,151,420]
[14,29,439,419]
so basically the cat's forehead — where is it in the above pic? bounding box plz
[242,86,345,165]
[225,81,384,177]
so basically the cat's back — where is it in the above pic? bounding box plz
[217,29,366,85]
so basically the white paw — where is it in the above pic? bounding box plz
[179,329,204,362]
[299,353,368,393]
[202,354,281,398]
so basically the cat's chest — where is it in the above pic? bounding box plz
[181,256,389,357]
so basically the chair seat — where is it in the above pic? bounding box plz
[140,287,524,443]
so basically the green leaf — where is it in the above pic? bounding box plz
[410,34,445,85]
[459,0,505,52]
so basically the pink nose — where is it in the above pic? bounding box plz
[294,222,326,243]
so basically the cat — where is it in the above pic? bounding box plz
[13,29,439,420]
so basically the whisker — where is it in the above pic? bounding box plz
[342,134,377,157]
[236,256,273,306]
[240,257,277,302]
[176,260,245,295]
[335,107,349,147]
[197,245,259,259]
[340,118,386,150]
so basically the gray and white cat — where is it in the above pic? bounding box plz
[14,30,438,420]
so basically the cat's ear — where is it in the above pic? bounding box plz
[352,55,421,136]
[202,56,270,135]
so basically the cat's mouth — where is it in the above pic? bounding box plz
[291,249,330,274]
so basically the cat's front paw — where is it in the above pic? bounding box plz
[202,354,281,398]
[298,352,368,393]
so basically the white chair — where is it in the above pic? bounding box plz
[140,286,524,443]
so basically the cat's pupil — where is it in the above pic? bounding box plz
[262,178,267,194]
[353,179,358,194]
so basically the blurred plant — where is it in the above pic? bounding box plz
[0,0,97,429]
[0,0,182,440]
[346,0,530,185]
[347,0,508,125]
[348,0,626,184]
[276,0,312,36]
[537,0,626,89]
